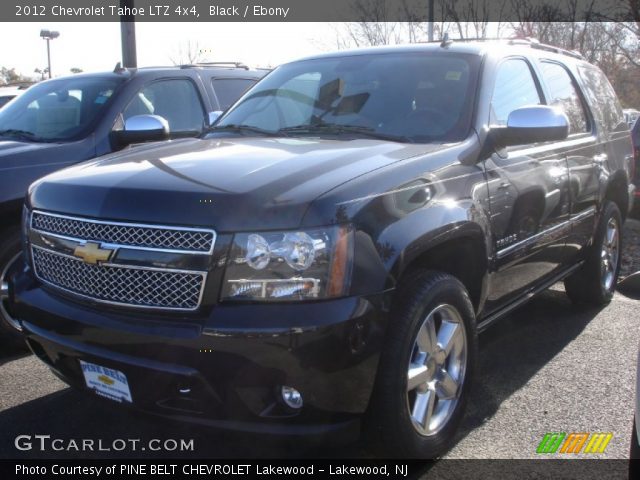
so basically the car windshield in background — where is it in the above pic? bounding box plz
[0,77,124,142]
[0,96,16,109]
[215,52,480,144]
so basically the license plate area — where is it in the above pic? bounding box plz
[79,360,133,403]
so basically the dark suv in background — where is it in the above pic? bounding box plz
[0,63,267,340]
[9,39,635,458]
[629,118,640,215]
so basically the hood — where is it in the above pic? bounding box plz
[29,136,446,231]
[0,139,55,158]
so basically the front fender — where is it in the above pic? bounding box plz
[382,201,491,286]
[346,198,492,298]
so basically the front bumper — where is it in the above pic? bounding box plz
[10,266,390,437]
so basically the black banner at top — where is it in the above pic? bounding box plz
[1,0,636,22]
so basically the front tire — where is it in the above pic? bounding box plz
[564,201,622,306]
[0,226,26,346]
[366,270,478,458]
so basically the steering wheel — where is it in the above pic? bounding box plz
[403,108,451,136]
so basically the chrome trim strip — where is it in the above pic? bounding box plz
[32,230,208,257]
[570,207,597,223]
[31,245,208,312]
[30,210,217,255]
[496,206,596,259]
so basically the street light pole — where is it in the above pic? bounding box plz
[40,30,60,79]
[45,38,51,78]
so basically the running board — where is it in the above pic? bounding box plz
[477,261,584,333]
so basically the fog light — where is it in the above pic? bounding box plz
[281,386,303,409]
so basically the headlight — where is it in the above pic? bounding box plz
[221,225,353,301]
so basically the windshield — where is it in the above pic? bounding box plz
[0,76,124,142]
[216,52,480,143]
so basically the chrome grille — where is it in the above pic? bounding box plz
[32,211,215,253]
[32,246,206,311]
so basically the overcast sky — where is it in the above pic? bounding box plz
[0,22,340,77]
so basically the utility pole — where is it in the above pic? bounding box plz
[428,0,434,42]
[120,0,137,68]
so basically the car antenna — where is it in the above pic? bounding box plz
[113,62,126,74]
[440,33,452,48]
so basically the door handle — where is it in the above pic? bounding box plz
[593,153,608,164]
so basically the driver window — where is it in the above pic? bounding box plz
[490,59,542,125]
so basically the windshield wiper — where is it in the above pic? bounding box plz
[278,123,412,143]
[0,129,43,141]
[208,124,283,137]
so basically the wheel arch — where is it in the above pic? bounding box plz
[389,222,489,313]
[603,169,629,221]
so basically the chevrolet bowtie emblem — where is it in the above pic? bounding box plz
[97,374,115,386]
[73,242,114,265]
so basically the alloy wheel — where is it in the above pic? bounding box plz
[406,303,467,436]
[600,217,619,292]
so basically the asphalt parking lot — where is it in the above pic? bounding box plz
[0,288,638,461]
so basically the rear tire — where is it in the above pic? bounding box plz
[366,270,478,458]
[0,226,26,347]
[564,201,622,306]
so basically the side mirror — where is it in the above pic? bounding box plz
[491,106,569,149]
[208,111,223,126]
[113,114,170,146]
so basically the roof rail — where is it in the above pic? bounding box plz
[424,36,585,60]
[527,41,584,60]
[181,62,250,70]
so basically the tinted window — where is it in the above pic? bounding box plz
[0,77,123,141]
[540,62,589,134]
[491,59,542,125]
[124,79,204,133]
[212,78,256,110]
[0,96,15,108]
[217,52,481,143]
[577,65,625,133]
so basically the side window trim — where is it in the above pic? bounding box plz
[538,59,594,138]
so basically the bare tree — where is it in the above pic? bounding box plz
[169,40,205,66]
[435,0,507,39]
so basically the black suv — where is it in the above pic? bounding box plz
[8,40,636,458]
[0,63,266,339]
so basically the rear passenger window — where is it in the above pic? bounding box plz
[577,65,625,133]
[124,79,204,134]
[490,59,542,125]
[540,62,589,134]
[212,78,256,110]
